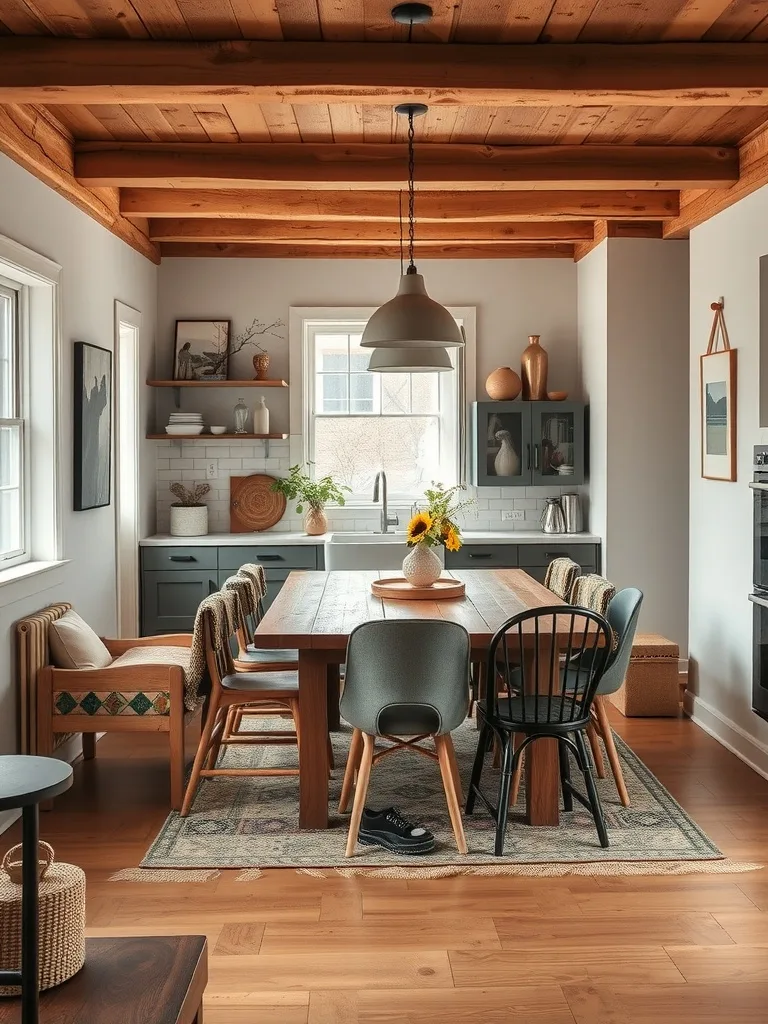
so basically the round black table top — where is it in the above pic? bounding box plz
[0,756,73,811]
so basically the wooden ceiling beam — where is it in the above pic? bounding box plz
[4,39,768,106]
[75,143,738,191]
[147,218,595,243]
[573,219,666,260]
[124,188,680,221]
[158,242,576,259]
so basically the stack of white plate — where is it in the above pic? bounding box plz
[166,412,205,436]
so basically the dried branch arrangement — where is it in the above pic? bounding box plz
[170,482,211,507]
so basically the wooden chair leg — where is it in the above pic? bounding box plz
[443,733,463,806]
[327,734,335,772]
[339,727,363,813]
[345,733,375,858]
[594,696,630,807]
[587,719,606,779]
[510,734,524,808]
[181,691,221,818]
[435,734,468,855]
[81,733,96,760]
[169,703,186,811]
[204,708,227,771]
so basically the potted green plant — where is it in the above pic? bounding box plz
[271,465,350,536]
[169,482,211,537]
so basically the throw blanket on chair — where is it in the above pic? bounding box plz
[237,563,268,603]
[186,590,238,710]
[221,574,257,617]
[544,557,580,602]
[571,574,619,651]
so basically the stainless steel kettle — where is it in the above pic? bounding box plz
[541,497,566,534]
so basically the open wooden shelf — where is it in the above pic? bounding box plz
[147,432,288,440]
[147,379,288,388]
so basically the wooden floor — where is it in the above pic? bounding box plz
[4,706,768,1023]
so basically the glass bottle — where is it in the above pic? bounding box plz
[233,397,249,434]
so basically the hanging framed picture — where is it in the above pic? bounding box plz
[173,319,231,380]
[700,301,737,482]
[74,341,112,510]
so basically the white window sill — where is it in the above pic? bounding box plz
[0,559,70,608]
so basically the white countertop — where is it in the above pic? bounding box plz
[140,531,601,546]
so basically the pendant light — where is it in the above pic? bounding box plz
[364,5,463,372]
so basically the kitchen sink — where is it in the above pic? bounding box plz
[325,532,445,571]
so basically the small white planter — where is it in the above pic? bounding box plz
[170,504,208,537]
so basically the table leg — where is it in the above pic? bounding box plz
[326,663,341,732]
[524,639,560,827]
[299,650,330,829]
[21,803,39,1024]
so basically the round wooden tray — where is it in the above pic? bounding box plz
[229,473,286,532]
[371,577,466,601]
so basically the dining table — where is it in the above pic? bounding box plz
[254,567,572,830]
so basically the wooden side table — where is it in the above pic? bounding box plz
[0,936,207,1024]
[0,755,73,1024]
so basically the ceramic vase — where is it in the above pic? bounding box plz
[304,507,328,536]
[253,396,270,435]
[494,430,520,477]
[402,543,442,588]
[485,367,522,401]
[521,334,548,400]
[170,504,208,537]
[252,352,270,380]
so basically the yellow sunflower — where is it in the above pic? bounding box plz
[407,511,433,543]
[444,526,461,552]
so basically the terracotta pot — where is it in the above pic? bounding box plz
[521,335,548,401]
[304,507,328,536]
[252,352,270,380]
[402,543,442,587]
[485,367,522,401]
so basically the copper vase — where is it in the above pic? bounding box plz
[521,335,548,401]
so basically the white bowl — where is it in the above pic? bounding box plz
[210,426,227,435]
[166,424,204,436]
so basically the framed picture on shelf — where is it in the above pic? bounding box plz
[173,319,231,381]
[74,341,112,511]
[700,302,737,482]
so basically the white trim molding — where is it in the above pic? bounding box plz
[685,692,768,783]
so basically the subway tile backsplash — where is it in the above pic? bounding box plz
[155,437,579,534]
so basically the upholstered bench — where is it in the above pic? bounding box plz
[609,633,680,717]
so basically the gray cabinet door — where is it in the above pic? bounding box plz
[471,403,533,487]
[529,401,585,488]
[142,570,219,635]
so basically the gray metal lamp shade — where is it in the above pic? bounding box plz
[367,345,453,373]
[360,271,464,350]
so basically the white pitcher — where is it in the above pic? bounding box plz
[494,429,520,478]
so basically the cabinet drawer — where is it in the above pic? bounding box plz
[518,544,598,568]
[218,545,318,571]
[446,545,519,569]
[142,546,217,571]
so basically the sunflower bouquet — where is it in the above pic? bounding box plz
[406,483,475,553]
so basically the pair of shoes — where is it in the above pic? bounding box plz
[358,806,436,855]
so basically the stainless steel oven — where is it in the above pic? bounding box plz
[750,445,768,719]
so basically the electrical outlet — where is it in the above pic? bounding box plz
[502,509,525,521]
[205,462,218,481]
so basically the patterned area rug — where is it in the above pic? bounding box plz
[142,719,725,871]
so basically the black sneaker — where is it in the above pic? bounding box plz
[358,807,436,855]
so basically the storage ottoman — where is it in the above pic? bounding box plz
[609,633,680,716]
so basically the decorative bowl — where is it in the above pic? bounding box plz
[166,424,204,436]
[547,390,568,401]
[210,426,227,435]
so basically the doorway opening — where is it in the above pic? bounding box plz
[115,301,141,637]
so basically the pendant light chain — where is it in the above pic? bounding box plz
[407,108,416,271]
[399,189,404,275]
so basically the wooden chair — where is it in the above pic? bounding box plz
[28,608,202,810]
[230,565,300,673]
[338,619,471,857]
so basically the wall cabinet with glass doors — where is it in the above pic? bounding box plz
[471,401,585,488]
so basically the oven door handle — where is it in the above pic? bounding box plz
[750,482,768,491]
[749,593,768,609]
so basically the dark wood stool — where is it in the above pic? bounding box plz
[0,936,207,1024]
[0,755,73,1024]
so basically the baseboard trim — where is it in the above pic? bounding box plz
[686,693,768,783]
[0,734,95,835]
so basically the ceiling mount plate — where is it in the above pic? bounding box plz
[394,102,429,118]
[391,3,433,24]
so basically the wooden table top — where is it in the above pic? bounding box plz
[255,568,570,650]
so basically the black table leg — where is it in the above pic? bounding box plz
[21,803,39,1024]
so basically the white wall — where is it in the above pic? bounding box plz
[688,183,768,774]
[0,154,158,765]
[578,238,690,650]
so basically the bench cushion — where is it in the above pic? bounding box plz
[49,610,112,670]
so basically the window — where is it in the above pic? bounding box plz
[303,316,467,500]
[0,279,24,565]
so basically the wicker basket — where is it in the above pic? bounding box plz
[0,842,86,996]
[609,633,680,717]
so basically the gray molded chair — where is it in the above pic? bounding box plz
[585,587,643,807]
[338,619,471,857]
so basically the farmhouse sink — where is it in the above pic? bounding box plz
[325,532,445,571]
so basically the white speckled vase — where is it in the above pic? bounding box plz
[402,543,442,588]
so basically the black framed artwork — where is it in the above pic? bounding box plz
[74,341,112,511]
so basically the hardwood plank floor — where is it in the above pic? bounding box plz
[2,706,767,1023]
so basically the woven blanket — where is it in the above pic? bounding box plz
[544,557,580,601]
[571,574,616,616]
[237,563,268,602]
[221,574,256,619]
[185,591,238,710]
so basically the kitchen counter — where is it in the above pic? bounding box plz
[140,530,601,546]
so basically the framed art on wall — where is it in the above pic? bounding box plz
[173,319,231,380]
[74,341,112,510]
[700,301,737,482]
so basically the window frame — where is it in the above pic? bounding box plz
[0,276,29,568]
[289,306,476,505]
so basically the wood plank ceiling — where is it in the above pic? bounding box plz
[3,0,768,261]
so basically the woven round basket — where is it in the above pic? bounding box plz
[0,842,86,996]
